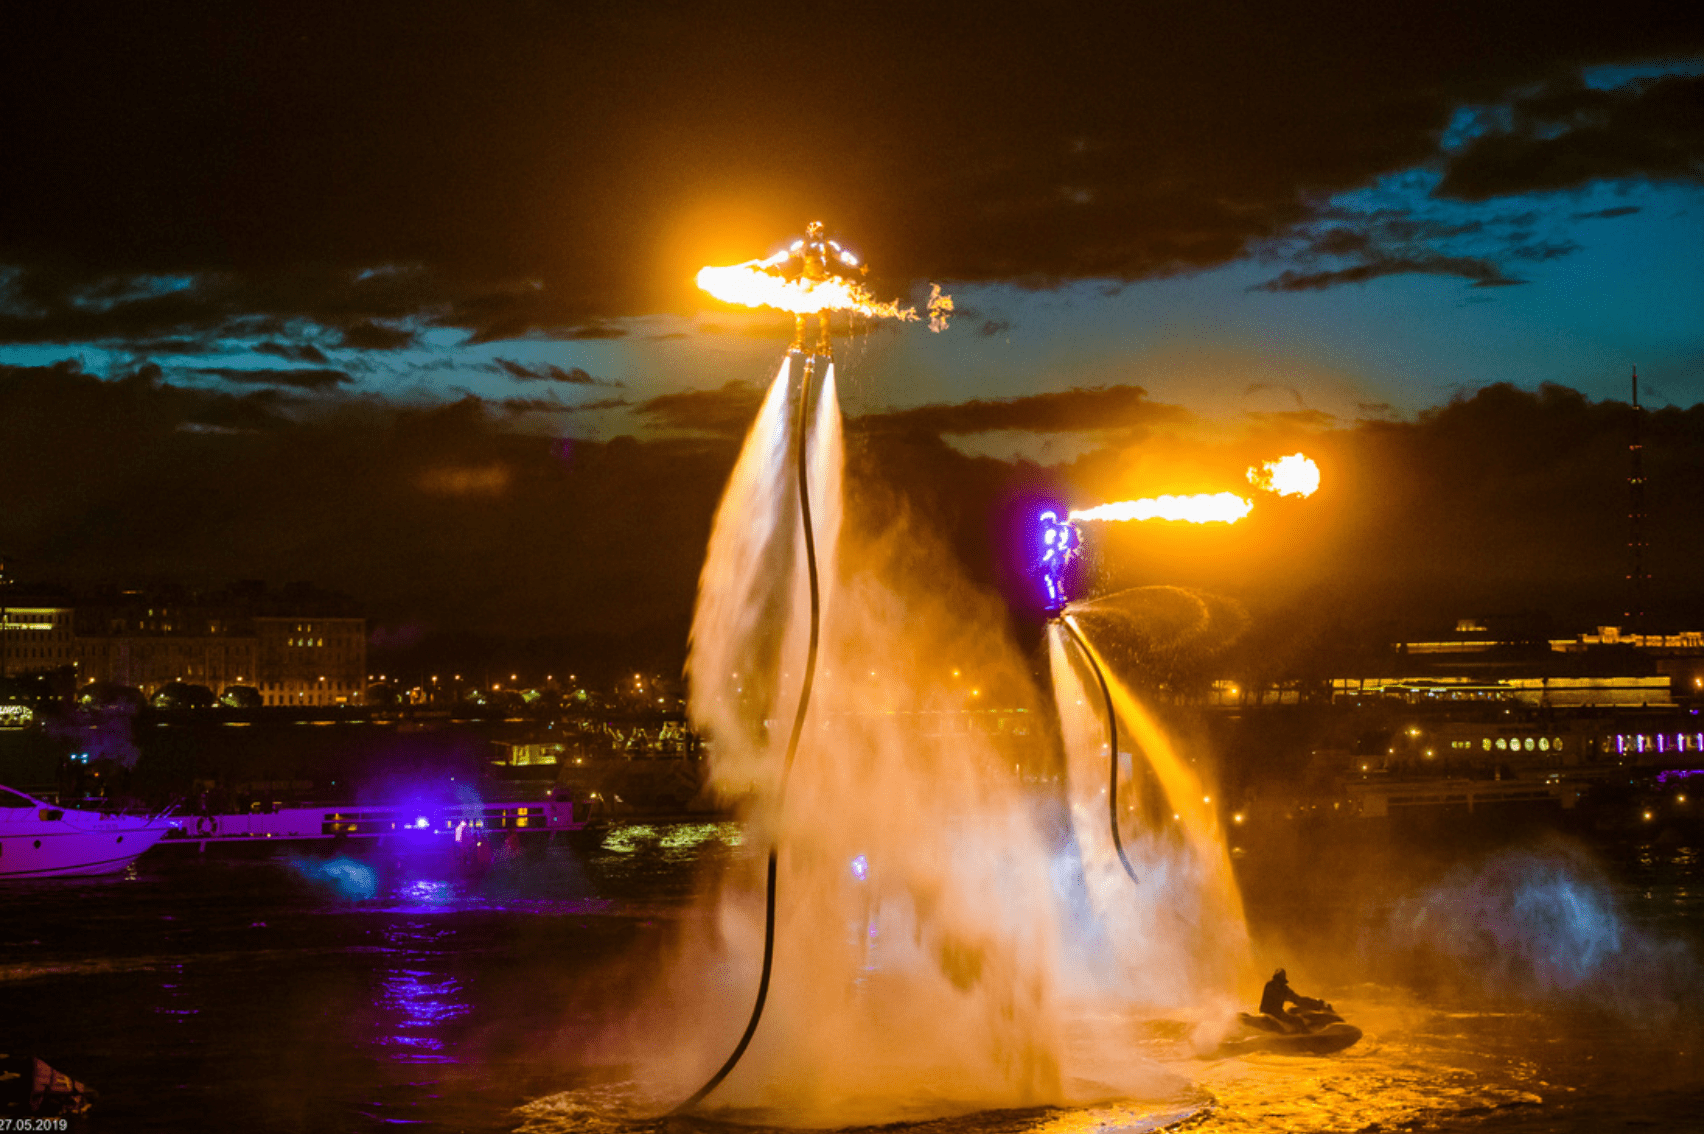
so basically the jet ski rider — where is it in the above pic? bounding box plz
[1260,968,1326,1033]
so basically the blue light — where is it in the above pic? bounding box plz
[288,855,378,901]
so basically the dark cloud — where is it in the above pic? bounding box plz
[0,265,438,350]
[1242,408,1338,429]
[1570,205,1643,220]
[859,385,1191,436]
[6,360,1704,646]
[637,381,765,435]
[255,340,330,364]
[0,3,1696,348]
[1258,201,1580,292]
[127,337,221,356]
[979,319,1013,337]
[1308,227,1375,257]
[491,358,610,385]
[1506,239,1580,261]
[636,381,1191,441]
[561,395,632,413]
[0,359,292,446]
[195,366,354,390]
[470,390,628,415]
[451,291,634,345]
[1439,73,1704,200]
[497,395,566,414]
[337,321,417,351]
[559,323,629,341]
[0,360,732,642]
[1255,254,1524,292]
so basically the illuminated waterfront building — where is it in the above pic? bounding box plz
[0,601,77,676]
[253,616,366,707]
[1208,620,1704,709]
[1,581,366,705]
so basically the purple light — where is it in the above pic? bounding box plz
[1657,768,1704,784]
[1038,509,1080,616]
[850,854,869,881]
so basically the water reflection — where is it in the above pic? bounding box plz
[400,879,456,907]
[152,961,199,1020]
[371,921,472,1065]
[602,820,742,856]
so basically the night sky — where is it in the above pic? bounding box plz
[3,2,1702,648]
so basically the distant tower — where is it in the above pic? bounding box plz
[1625,367,1647,635]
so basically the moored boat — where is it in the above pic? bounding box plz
[0,785,174,878]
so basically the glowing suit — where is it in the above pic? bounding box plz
[1038,510,1080,616]
[761,220,868,355]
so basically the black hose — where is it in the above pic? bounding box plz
[677,350,824,1112]
[1061,614,1140,886]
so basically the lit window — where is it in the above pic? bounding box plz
[1524,738,1534,752]
[1539,738,1549,752]
[1482,738,1491,751]
[1496,738,1506,750]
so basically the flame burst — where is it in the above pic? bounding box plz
[1070,453,1320,527]
[1247,452,1320,497]
[696,264,952,330]
[1070,492,1254,525]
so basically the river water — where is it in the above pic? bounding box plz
[3,821,1699,1133]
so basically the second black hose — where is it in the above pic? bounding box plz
[1062,614,1141,886]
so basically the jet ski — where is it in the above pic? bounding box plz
[1217,1003,1363,1056]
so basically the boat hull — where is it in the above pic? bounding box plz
[0,799,173,879]
[1219,1022,1363,1056]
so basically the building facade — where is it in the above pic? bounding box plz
[253,617,366,707]
[1,584,365,705]
[0,603,77,677]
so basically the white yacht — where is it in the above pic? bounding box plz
[0,785,174,878]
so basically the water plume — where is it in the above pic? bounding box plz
[616,351,1249,1127]
[1048,623,1250,1006]
[686,355,840,804]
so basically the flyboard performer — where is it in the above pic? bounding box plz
[679,222,946,1112]
[1037,510,1143,886]
[760,219,869,357]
